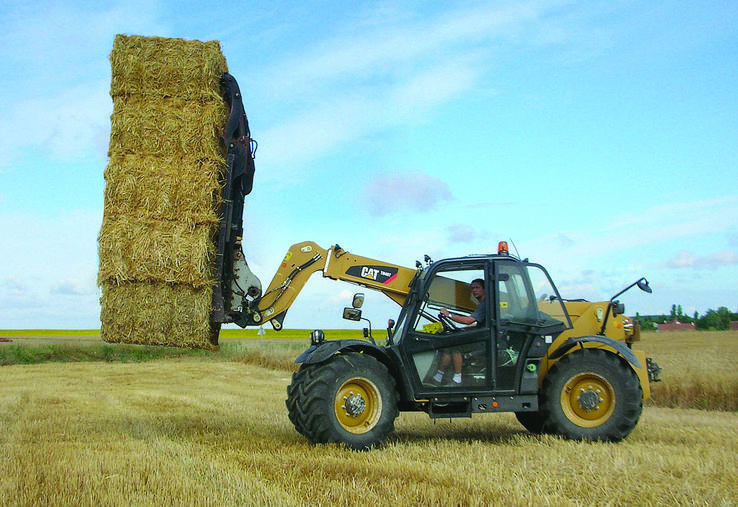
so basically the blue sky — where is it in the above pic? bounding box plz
[1,0,737,330]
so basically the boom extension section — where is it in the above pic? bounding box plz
[234,241,418,330]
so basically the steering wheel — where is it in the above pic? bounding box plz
[438,312,459,332]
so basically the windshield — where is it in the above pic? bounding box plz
[497,262,571,329]
[412,266,486,334]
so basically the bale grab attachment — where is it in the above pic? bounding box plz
[211,73,262,327]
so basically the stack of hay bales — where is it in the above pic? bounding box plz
[98,35,230,350]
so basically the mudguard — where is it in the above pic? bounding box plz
[548,335,642,369]
[296,339,380,365]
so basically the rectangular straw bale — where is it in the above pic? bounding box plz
[108,95,227,159]
[109,34,227,101]
[100,281,218,349]
[99,34,230,350]
[103,153,223,222]
[97,215,218,287]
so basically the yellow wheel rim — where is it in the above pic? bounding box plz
[334,377,382,434]
[560,372,615,428]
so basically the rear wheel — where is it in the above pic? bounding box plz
[286,352,398,450]
[541,348,642,442]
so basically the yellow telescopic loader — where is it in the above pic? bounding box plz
[214,74,661,450]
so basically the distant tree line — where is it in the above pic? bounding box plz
[636,305,738,331]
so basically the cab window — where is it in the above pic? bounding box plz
[413,267,486,333]
[497,262,569,328]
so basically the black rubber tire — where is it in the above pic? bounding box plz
[285,353,399,450]
[541,348,643,442]
[515,411,547,434]
[285,366,312,438]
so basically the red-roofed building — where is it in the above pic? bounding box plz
[657,319,695,332]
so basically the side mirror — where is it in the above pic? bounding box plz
[637,278,652,294]
[610,276,653,302]
[343,307,362,321]
[352,293,365,309]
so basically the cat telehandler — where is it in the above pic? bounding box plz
[213,74,661,450]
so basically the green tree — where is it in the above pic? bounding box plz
[667,303,692,323]
[696,307,732,331]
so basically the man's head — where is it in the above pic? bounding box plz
[470,278,485,300]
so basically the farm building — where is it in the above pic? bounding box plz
[657,319,696,332]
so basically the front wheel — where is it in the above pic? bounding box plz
[540,348,642,442]
[286,352,399,450]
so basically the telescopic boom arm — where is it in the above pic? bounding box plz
[237,241,418,330]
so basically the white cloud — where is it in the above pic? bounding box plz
[524,195,738,267]
[1,276,29,300]
[248,0,578,178]
[0,81,112,169]
[0,0,170,169]
[254,0,555,97]
[364,173,454,217]
[253,59,483,176]
[0,209,102,327]
[607,196,738,233]
[51,279,93,296]
[329,289,354,305]
[667,250,698,269]
[667,249,738,270]
[506,195,738,310]
[1,0,168,76]
[385,58,482,116]
[446,224,479,244]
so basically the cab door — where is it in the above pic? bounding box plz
[398,263,492,394]
[493,260,570,393]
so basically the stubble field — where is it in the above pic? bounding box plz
[0,330,736,506]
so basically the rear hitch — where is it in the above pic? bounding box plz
[647,357,662,383]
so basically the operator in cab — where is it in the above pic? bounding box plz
[431,278,486,385]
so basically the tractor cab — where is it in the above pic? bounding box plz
[390,246,571,416]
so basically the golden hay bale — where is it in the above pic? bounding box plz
[100,281,219,350]
[108,95,227,159]
[97,215,218,287]
[109,34,228,101]
[99,34,230,349]
[103,153,223,222]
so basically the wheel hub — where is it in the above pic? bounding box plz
[343,392,366,417]
[561,371,616,428]
[335,376,382,434]
[577,386,603,412]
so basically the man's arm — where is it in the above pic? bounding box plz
[440,308,478,325]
